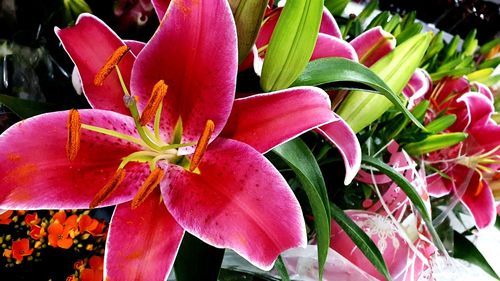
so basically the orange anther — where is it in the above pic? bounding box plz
[89,169,126,209]
[131,168,165,209]
[473,180,484,197]
[66,109,81,161]
[139,80,168,126]
[189,120,215,172]
[94,45,130,86]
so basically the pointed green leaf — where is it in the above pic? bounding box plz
[366,11,390,30]
[275,256,291,281]
[356,0,378,23]
[229,0,269,63]
[325,0,349,16]
[479,38,500,54]
[0,94,61,119]
[361,155,446,253]
[330,203,392,281]
[260,0,324,91]
[273,138,330,280]
[292,57,425,131]
[453,231,500,280]
[425,114,457,133]
[383,14,401,33]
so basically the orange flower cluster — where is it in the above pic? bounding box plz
[1,210,108,268]
[67,255,104,281]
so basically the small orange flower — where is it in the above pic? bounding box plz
[3,248,12,258]
[48,222,73,249]
[11,238,33,262]
[52,211,67,223]
[78,215,99,234]
[74,259,85,270]
[66,274,79,281]
[80,255,104,281]
[24,212,40,226]
[0,210,14,225]
[29,224,46,240]
[88,221,107,237]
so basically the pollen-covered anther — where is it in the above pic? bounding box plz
[473,179,484,197]
[66,109,81,161]
[189,120,215,172]
[139,80,168,126]
[131,168,165,209]
[90,168,126,209]
[94,45,130,86]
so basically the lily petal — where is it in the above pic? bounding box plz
[161,138,307,270]
[426,173,453,197]
[221,87,336,153]
[152,0,170,20]
[320,7,342,38]
[0,110,148,209]
[449,92,494,132]
[402,69,431,109]
[124,40,146,55]
[311,34,358,61]
[131,0,237,148]
[350,27,396,67]
[56,14,136,115]
[465,124,500,155]
[316,119,361,185]
[472,82,494,102]
[427,77,469,110]
[105,191,184,281]
[453,165,496,229]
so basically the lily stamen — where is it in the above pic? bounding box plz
[131,168,165,209]
[140,80,168,126]
[94,45,130,86]
[189,120,215,172]
[90,168,126,209]
[66,109,81,161]
[473,178,484,197]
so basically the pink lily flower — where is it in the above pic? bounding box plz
[0,0,339,279]
[425,77,498,229]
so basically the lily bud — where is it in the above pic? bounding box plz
[403,132,467,156]
[337,32,432,133]
[425,114,457,133]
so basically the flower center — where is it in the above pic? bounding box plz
[66,45,215,209]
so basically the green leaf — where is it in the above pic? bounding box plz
[366,11,390,30]
[479,38,500,54]
[174,233,225,281]
[260,0,324,91]
[395,22,423,44]
[0,94,61,119]
[383,14,401,33]
[356,0,378,23]
[330,203,392,281]
[443,35,460,62]
[229,0,269,63]
[424,114,457,133]
[273,138,330,280]
[361,155,447,253]
[325,0,349,16]
[403,133,467,155]
[292,57,425,131]
[275,256,291,281]
[478,57,500,69]
[453,231,500,280]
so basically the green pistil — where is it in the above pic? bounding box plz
[154,102,162,141]
[119,151,158,169]
[81,124,144,146]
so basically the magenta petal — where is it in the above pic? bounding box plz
[320,7,342,38]
[311,34,358,61]
[161,138,307,270]
[222,87,336,153]
[465,124,500,155]
[105,192,184,281]
[316,118,361,185]
[56,14,135,114]
[426,173,453,197]
[453,166,496,229]
[0,110,149,209]
[124,40,146,55]
[472,82,494,102]
[402,69,431,109]
[131,0,237,145]
[350,27,396,67]
[428,77,469,109]
[152,0,170,20]
[449,92,494,132]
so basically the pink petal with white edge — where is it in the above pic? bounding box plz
[402,69,431,109]
[350,27,396,67]
[452,165,496,229]
[449,92,494,132]
[320,7,342,38]
[316,119,361,185]
[472,82,494,101]
[221,87,336,153]
[0,110,149,209]
[311,34,358,61]
[161,138,307,270]
[131,0,237,148]
[124,40,146,55]
[105,192,184,281]
[56,14,136,115]
[465,124,500,154]
[426,173,453,197]
[151,0,170,20]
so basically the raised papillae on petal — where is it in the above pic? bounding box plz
[56,14,137,114]
[161,138,307,270]
[66,109,81,161]
[90,168,127,209]
[131,0,237,146]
